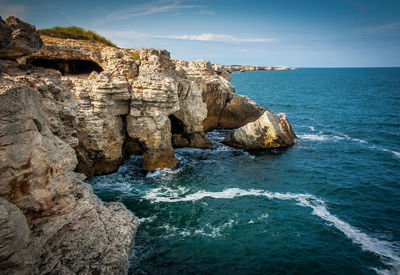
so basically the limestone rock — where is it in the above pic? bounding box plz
[223,110,296,150]
[0,16,43,59]
[0,198,33,274]
[0,60,138,274]
[219,93,264,129]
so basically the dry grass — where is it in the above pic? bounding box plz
[38,26,117,47]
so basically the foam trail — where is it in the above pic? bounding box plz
[298,133,344,142]
[371,146,400,159]
[144,187,400,272]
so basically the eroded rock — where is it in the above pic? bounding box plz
[0,60,138,274]
[219,93,264,129]
[223,110,296,150]
[0,16,43,59]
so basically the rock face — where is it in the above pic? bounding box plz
[24,35,268,174]
[0,16,43,59]
[223,110,296,150]
[0,19,137,274]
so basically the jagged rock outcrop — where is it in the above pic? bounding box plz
[219,93,264,129]
[25,36,267,174]
[0,20,137,274]
[223,110,296,150]
[0,16,42,59]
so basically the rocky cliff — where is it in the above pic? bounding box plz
[23,34,270,175]
[0,16,296,274]
[0,17,137,274]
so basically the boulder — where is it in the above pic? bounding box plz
[219,93,264,129]
[223,110,296,150]
[0,16,43,59]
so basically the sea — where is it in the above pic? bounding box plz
[86,68,400,275]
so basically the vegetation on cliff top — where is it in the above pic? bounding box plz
[38,26,117,47]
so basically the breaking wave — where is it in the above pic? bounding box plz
[144,187,400,273]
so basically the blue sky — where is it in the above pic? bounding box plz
[1,0,399,67]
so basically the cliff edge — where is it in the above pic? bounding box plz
[0,17,138,274]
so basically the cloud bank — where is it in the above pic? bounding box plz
[157,33,278,43]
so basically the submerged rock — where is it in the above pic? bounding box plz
[223,110,296,150]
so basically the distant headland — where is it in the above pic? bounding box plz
[223,65,297,72]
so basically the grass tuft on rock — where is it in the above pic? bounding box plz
[38,26,117,47]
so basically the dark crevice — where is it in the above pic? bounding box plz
[217,93,231,128]
[33,118,42,133]
[169,114,185,134]
[28,58,103,75]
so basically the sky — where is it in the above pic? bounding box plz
[1,0,400,67]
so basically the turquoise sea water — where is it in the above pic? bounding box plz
[87,68,400,274]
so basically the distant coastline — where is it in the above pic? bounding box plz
[223,65,297,73]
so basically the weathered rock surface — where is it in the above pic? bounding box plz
[223,110,296,150]
[1,48,137,274]
[219,93,264,129]
[0,16,43,59]
[25,36,264,173]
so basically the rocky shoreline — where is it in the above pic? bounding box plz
[0,17,295,274]
[223,65,296,73]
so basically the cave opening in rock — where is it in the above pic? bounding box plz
[169,114,185,134]
[28,58,103,75]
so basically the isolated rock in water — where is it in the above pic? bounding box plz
[0,16,43,59]
[219,93,264,129]
[0,18,12,49]
[223,110,296,149]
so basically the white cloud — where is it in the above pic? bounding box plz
[157,33,278,43]
[0,0,26,19]
[97,0,204,24]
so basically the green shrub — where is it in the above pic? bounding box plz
[38,26,117,47]
[131,51,140,61]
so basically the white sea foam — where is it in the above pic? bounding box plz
[146,167,184,181]
[258,213,269,221]
[144,187,400,272]
[371,146,400,159]
[159,220,237,238]
[298,133,344,142]
[138,215,157,224]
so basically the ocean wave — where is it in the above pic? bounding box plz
[370,146,400,159]
[144,187,400,272]
[299,129,399,160]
